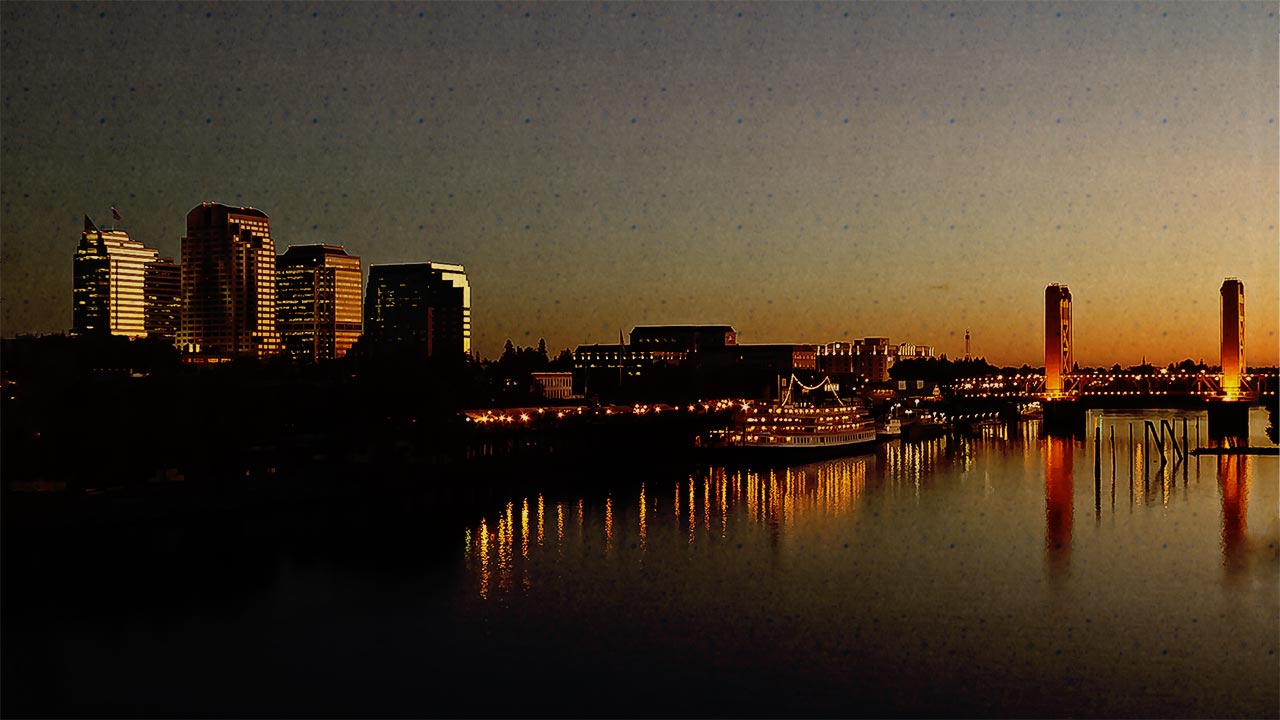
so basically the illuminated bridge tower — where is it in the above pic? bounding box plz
[1044,283,1073,398]
[1220,278,1244,400]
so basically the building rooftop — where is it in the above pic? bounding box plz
[189,202,269,219]
[279,244,356,259]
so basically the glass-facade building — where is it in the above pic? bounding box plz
[363,262,471,358]
[144,257,181,341]
[73,215,159,338]
[277,244,363,362]
[179,202,281,359]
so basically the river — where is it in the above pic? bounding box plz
[4,410,1276,717]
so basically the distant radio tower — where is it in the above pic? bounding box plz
[964,329,971,361]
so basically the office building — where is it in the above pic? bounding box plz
[143,257,181,341]
[363,262,471,358]
[179,202,281,359]
[1220,278,1244,399]
[1044,283,1073,398]
[277,244,363,362]
[73,215,160,338]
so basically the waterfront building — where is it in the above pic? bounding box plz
[575,325,736,381]
[363,262,471,358]
[856,337,894,381]
[573,342,654,378]
[628,325,738,363]
[179,202,281,360]
[1044,283,1073,398]
[1220,278,1244,399]
[143,257,181,341]
[72,216,159,338]
[816,337,920,382]
[276,244,363,362]
[702,343,817,373]
[531,371,575,400]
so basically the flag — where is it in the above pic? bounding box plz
[111,206,121,221]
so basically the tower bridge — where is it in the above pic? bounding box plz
[1035,277,1271,438]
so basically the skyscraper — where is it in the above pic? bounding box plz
[1044,283,1072,398]
[276,244,363,362]
[73,215,159,338]
[1220,278,1244,399]
[363,262,470,358]
[143,257,181,341]
[179,202,281,359]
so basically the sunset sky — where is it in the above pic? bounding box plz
[2,2,1276,365]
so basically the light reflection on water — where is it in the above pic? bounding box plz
[465,415,1277,595]
[465,456,875,592]
[460,411,1277,716]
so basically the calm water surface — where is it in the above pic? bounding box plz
[5,411,1277,717]
[455,411,1278,717]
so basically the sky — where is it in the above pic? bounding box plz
[1,1,1276,366]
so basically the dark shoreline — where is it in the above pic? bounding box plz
[1189,446,1279,456]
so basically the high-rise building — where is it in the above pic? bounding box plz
[144,257,181,341]
[363,262,470,358]
[276,244,363,362]
[73,215,159,338]
[1220,278,1244,399]
[179,202,281,359]
[1044,283,1073,398]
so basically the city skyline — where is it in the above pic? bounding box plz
[2,2,1277,365]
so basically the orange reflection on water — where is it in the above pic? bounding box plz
[702,475,711,533]
[499,503,514,592]
[687,478,696,545]
[521,498,530,559]
[638,484,647,552]
[718,470,729,538]
[1044,437,1074,576]
[465,457,875,599]
[537,495,545,547]
[1217,455,1248,573]
[477,520,490,599]
[605,496,614,550]
[880,438,948,500]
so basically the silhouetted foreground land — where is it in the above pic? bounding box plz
[2,339,738,535]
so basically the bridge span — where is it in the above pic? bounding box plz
[1033,277,1273,437]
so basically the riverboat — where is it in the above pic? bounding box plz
[716,376,877,459]
[876,416,902,439]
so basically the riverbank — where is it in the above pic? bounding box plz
[1190,446,1279,456]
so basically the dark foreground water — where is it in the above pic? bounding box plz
[4,410,1277,718]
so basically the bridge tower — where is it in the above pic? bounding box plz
[1220,278,1244,400]
[1044,283,1073,398]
